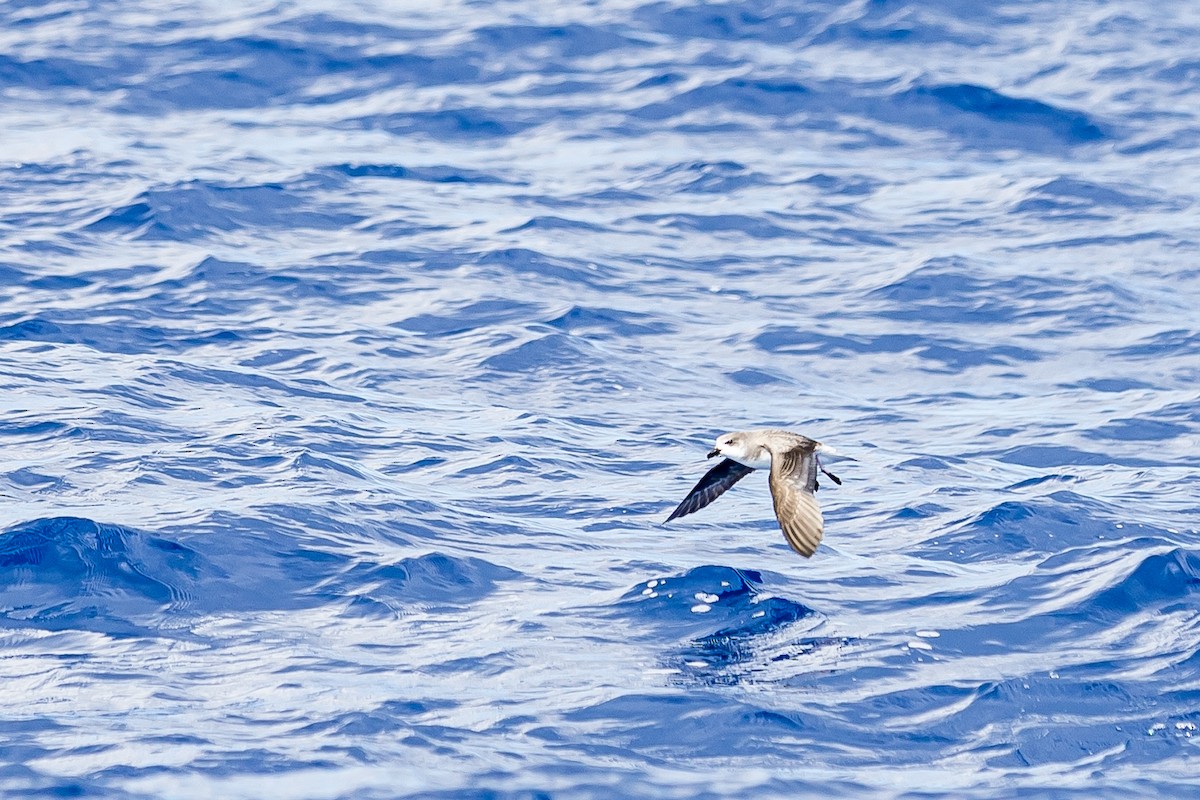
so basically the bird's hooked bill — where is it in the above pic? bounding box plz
[706,448,720,458]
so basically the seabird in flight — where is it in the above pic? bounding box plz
[665,429,843,557]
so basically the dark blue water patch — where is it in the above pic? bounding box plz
[1013,177,1165,219]
[557,689,949,777]
[77,410,196,447]
[0,516,446,636]
[105,30,484,113]
[1004,474,1082,492]
[0,725,84,797]
[898,456,959,472]
[631,76,815,122]
[0,52,124,93]
[728,367,787,387]
[1120,124,1200,157]
[181,509,522,617]
[394,299,544,337]
[0,152,78,181]
[798,172,882,196]
[1091,417,1191,442]
[677,630,849,685]
[866,258,1138,329]
[628,73,1107,152]
[914,342,1040,372]
[266,12,439,43]
[422,650,519,678]
[84,181,363,240]
[752,328,1041,371]
[809,2,997,47]
[154,749,341,779]
[628,212,797,239]
[640,160,771,194]
[843,681,1002,747]
[575,185,653,203]
[294,698,458,739]
[500,216,608,234]
[479,333,601,375]
[351,248,455,274]
[991,444,1163,468]
[890,502,951,521]
[545,305,673,338]
[1014,231,1176,256]
[1116,329,1200,359]
[244,501,458,550]
[846,673,1183,771]
[28,273,91,291]
[561,691,815,759]
[2,467,70,493]
[1154,58,1200,87]
[289,450,372,482]
[1153,400,1200,425]
[164,364,364,404]
[1081,546,1200,618]
[0,418,74,443]
[314,162,516,187]
[867,259,1045,323]
[0,771,107,800]
[633,71,684,90]
[328,553,523,616]
[986,538,1200,650]
[805,222,897,248]
[519,77,613,98]
[389,457,449,475]
[889,82,1108,151]
[359,218,459,240]
[0,264,29,289]
[379,790,578,800]
[606,565,814,648]
[0,315,273,356]
[753,328,910,355]
[0,517,211,637]
[472,22,652,59]
[919,493,1120,561]
[238,348,318,369]
[348,107,542,140]
[472,247,618,287]
[632,2,826,44]
[1067,377,1160,393]
[454,454,540,478]
[0,513,501,638]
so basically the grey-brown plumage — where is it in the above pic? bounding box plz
[665,429,842,558]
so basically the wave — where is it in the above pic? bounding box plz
[0,517,524,635]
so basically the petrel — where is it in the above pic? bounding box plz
[665,429,842,558]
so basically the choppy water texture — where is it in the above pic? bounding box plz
[2,1,1199,797]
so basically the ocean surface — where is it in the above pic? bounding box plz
[2,1,1199,797]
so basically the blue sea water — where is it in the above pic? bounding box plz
[2,1,1199,797]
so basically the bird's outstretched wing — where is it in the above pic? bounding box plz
[665,458,755,522]
[767,445,824,557]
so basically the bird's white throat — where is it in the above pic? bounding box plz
[724,446,771,470]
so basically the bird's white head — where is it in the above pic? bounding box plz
[708,432,770,469]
